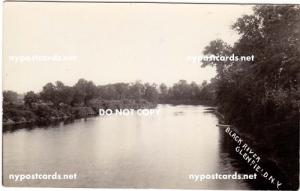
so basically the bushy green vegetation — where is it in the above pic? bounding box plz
[202,5,299,189]
[159,80,216,105]
[3,79,215,128]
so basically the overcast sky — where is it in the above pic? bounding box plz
[4,2,253,93]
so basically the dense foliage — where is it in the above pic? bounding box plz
[3,79,215,126]
[202,5,299,189]
[159,80,216,105]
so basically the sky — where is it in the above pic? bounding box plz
[3,2,253,93]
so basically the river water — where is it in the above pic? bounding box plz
[3,104,253,189]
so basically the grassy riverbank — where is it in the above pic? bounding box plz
[3,78,215,131]
[3,99,157,131]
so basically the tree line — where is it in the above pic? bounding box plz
[3,79,215,128]
[4,79,215,107]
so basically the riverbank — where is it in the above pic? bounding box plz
[212,107,298,190]
[3,99,157,131]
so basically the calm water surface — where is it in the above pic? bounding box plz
[3,105,252,189]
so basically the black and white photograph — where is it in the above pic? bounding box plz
[2,1,300,190]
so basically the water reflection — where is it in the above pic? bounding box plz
[3,104,253,189]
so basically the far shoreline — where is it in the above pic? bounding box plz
[3,102,216,132]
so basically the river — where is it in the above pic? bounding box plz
[3,104,253,189]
